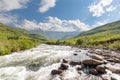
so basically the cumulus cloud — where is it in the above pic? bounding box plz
[89,0,115,17]
[0,0,30,12]
[19,16,90,32]
[39,0,56,13]
[106,5,116,12]
[92,20,108,28]
[0,13,17,24]
[0,0,30,24]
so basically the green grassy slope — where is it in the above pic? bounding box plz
[0,23,50,55]
[77,20,120,36]
[64,20,120,50]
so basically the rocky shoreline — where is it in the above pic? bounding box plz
[51,48,120,80]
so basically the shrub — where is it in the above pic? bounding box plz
[76,39,83,45]
[109,41,120,50]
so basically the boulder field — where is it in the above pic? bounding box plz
[51,49,120,80]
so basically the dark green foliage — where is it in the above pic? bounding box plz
[76,39,83,45]
[56,40,61,45]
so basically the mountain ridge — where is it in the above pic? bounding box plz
[77,20,120,37]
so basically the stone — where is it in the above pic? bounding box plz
[101,74,111,80]
[27,62,40,71]
[59,63,69,70]
[96,65,106,74]
[111,74,120,80]
[113,58,120,63]
[106,66,120,74]
[62,59,68,63]
[103,60,108,64]
[111,77,117,80]
[73,53,78,56]
[70,61,81,66]
[91,54,103,60]
[82,59,104,66]
[107,58,120,63]
[51,69,62,75]
[76,66,82,70]
[89,68,98,75]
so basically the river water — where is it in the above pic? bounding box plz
[0,44,119,80]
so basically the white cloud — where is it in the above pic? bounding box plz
[89,4,104,17]
[0,0,30,12]
[92,20,108,28]
[106,5,116,12]
[39,0,56,13]
[89,0,115,17]
[18,16,90,32]
[0,0,30,24]
[0,13,17,24]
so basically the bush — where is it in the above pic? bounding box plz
[19,40,36,50]
[55,40,61,45]
[76,39,83,45]
[109,41,120,50]
[0,46,11,55]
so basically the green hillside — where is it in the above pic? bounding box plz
[0,23,50,55]
[63,20,120,50]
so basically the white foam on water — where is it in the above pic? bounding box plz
[0,44,119,80]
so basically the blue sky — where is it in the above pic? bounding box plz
[0,0,120,32]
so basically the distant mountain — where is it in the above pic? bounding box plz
[0,23,49,55]
[66,20,120,50]
[30,29,80,40]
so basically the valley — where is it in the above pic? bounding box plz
[0,20,120,80]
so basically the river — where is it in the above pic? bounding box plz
[0,44,119,80]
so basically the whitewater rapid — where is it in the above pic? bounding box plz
[0,44,89,80]
[0,44,119,80]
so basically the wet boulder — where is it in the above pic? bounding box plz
[111,77,117,80]
[27,62,40,71]
[59,63,69,70]
[107,58,120,63]
[89,68,98,75]
[96,65,106,74]
[51,69,63,75]
[103,60,108,64]
[62,59,69,63]
[91,54,103,60]
[73,53,78,56]
[82,59,104,66]
[106,66,120,74]
[70,61,81,66]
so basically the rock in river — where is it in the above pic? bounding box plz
[96,65,106,74]
[82,59,104,66]
[59,63,69,70]
[91,54,104,60]
[62,59,69,63]
[106,66,120,74]
[51,69,63,75]
[89,68,98,75]
[70,61,81,66]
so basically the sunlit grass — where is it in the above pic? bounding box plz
[0,23,52,55]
